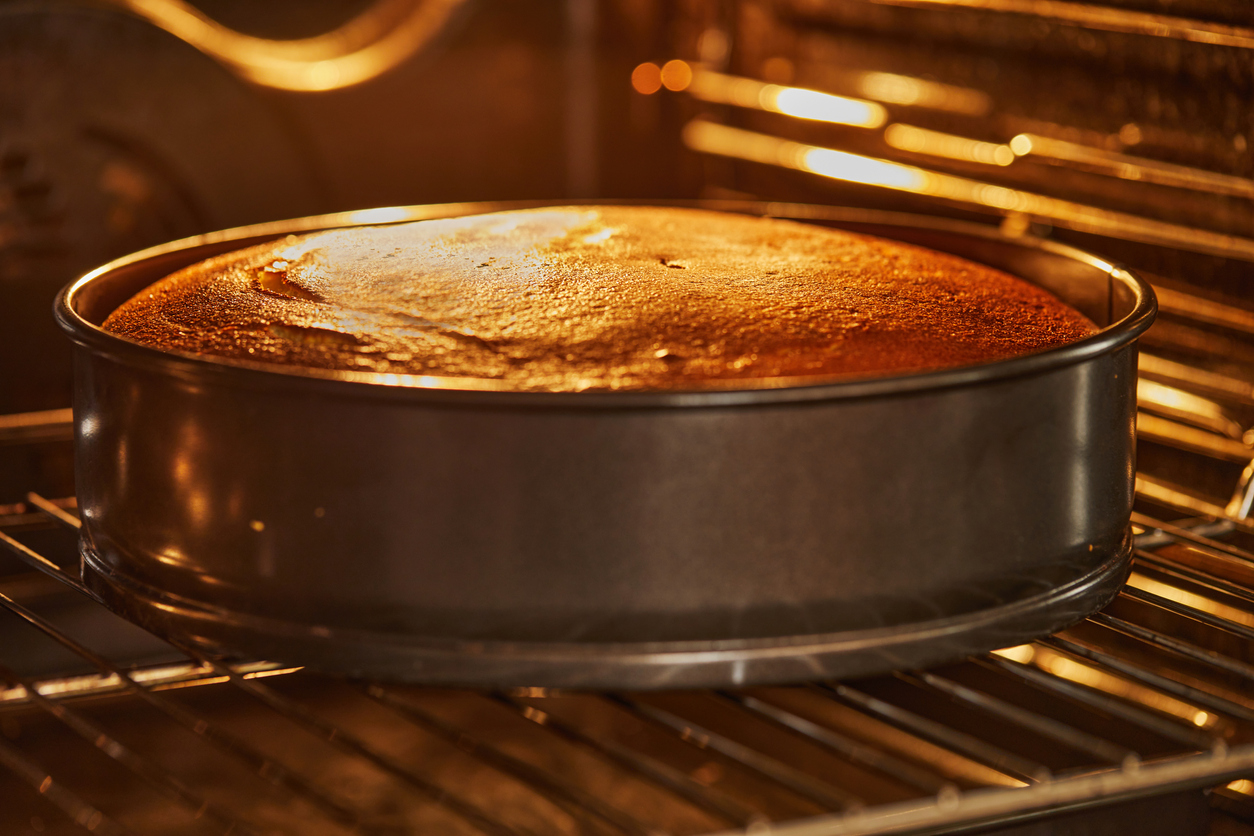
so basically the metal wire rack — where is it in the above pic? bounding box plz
[2,439,1254,834]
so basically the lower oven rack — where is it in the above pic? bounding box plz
[3,417,1254,834]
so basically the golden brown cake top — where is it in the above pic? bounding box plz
[102,206,1096,391]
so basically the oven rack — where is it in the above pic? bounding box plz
[2,464,1254,834]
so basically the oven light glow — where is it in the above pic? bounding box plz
[1126,573,1254,629]
[847,0,1254,49]
[114,0,470,92]
[856,71,992,116]
[36,673,121,699]
[689,70,887,128]
[243,666,304,680]
[1011,131,1254,198]
[992,645,1036,664]
[885,124,1015,167]
[1135,474,1227,519]
[1228,779,1254,796]
[683,118,1254,262]
[306,60,341,90]
[1029,645,1228,732]
[153,675,231,692]
[512,687,549,697]
[522,705,548,723]
[768,86,884,128]
[1137,379,1243,440]
[631,62,662,94]
[660,59,692,92]
[1010,134,1035,157]
[801,147,927,190]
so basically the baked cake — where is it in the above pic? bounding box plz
[102,206,1096,391]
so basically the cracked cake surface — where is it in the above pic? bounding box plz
[102,206,1096,391]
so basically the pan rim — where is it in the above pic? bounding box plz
[80,532,1133,688]
[54,199,1157,409]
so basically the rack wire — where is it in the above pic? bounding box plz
[2,459,1254,834]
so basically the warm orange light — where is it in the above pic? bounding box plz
[1012,132,1254,198]
[688,70,886,128]
[992,645,1035,664]
[347,206,413,225]
[1126,572,1254,629]
[631,62,662,95]
[1027,644,1228,732]
[857,71,991,116]
[113,0,468,91]
[1228,779,1254,796]
[682,118,1254,263]
[660,59,693,91]
[885,124,1015,166]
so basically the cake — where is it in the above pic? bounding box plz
[102,206,1096,390]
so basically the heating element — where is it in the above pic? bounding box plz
[3,319,1254,835]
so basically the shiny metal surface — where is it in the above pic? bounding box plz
[55,201,1155,687]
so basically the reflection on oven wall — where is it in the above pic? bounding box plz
[0,0,689,420]
[674,0,1253,296]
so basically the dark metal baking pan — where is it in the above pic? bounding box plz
[54,200,1155,688]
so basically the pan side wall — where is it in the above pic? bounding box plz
[73,344,1137,645]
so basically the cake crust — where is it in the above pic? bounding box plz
[102,206,1096,391]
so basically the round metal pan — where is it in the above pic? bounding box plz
[56,200,1156,689]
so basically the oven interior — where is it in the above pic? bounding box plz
[2,0,1254,833]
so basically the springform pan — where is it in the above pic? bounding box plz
[55,200,1156,688]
